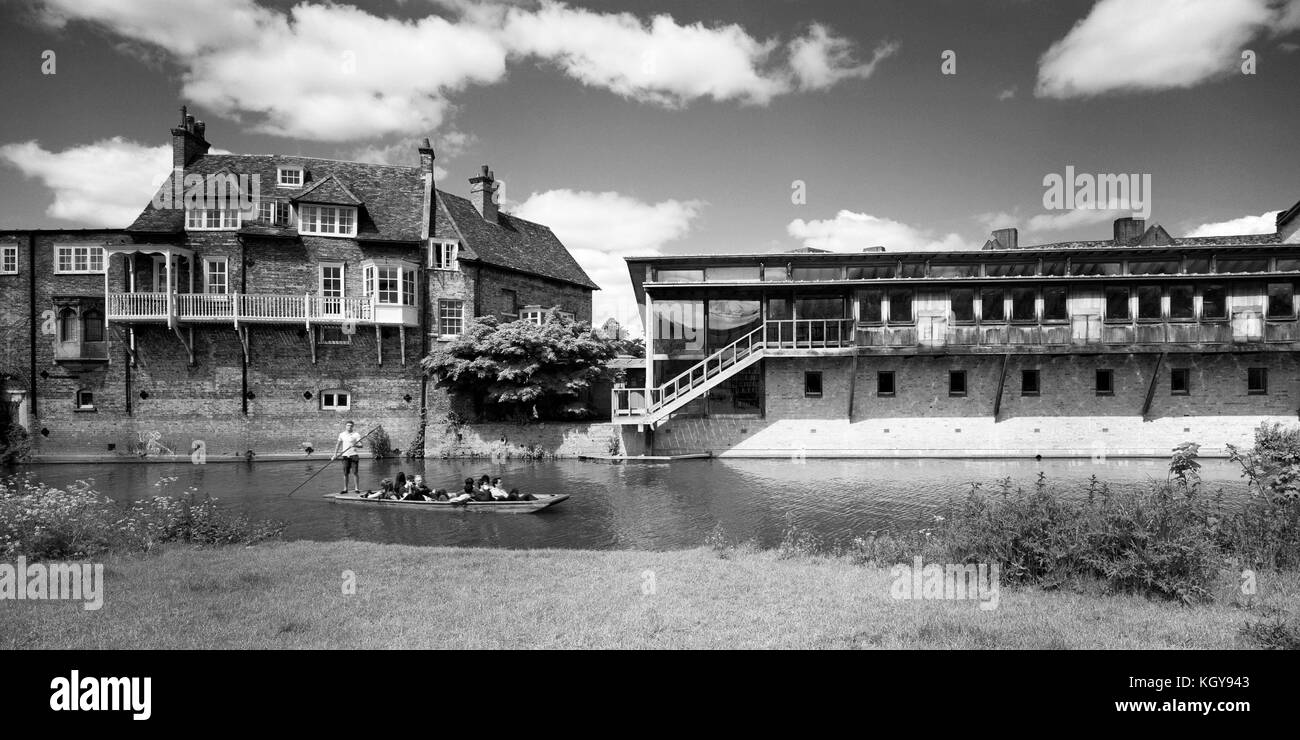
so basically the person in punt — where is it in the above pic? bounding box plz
[509,488,536,502]
[489,477,510,500]
[363,479,395,499]
[403,474,433,501]
[448,478,475,504]
[472,475,494,502]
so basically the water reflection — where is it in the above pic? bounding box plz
[7,456,1249,551]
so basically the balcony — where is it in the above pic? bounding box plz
[53,340,108,363]
[106,292,417,327]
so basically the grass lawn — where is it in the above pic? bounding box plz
[2,541,1295,649]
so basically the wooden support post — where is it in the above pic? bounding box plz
[992,353,1010,420]
[400,325,407,367]
[847,353,859,421]
[235,327,250,363]
[173,325,194,366]
[375,324,383,366]
[1141,351,1166,419]
[308,325,317,365]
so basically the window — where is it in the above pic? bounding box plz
[0,245,16,274]
[203,257,229,294]
[185,208,240,230]
[1218,258,1267,274]
[319,264,344,316]
[298,205,358,237]
[791,266,842,281]
[558,310,575,322]
[1096,369,1114,396]
[54,245,105,274]
[858,290,883,323]
[656,268,705,283]
[376,266,399,304]
[1129,260,1180,275]
[58,307,78,342]
[1185,257,1213,274]
[1011,288,1036,322]
[1201,284,1227,320]
[1070,261,1122,276]
[1169,285,1195,320]
[980,288,1005,322]
[1137,286,1162,320]
[1043,286,1068,321]
[402,270,417,307]
[950,288,975,323]
[317,326,351,345]
[876,371,895,397]
[1170,368,1190,396]
[521,306,545,325]
[1267,282,1294,318]
[706,265,761,282]
[846,264,894,280]
[984,262,1037,277]
[1104,286,1130,320]
[75,389,95,410]
[888,288,912,323]
[82,309,104,343]
[501,289,518,317]
[804,371,823,398]
[277,167,304,188]
[439,300,465,337]
[1021,369,1040,396]
[929,263,977,278]
[1248,367,1268,395]
[320,389,351,410]
[256,201,292,226]
[948,370,967,397]
[429,239,459,270]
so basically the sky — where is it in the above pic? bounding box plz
[1,0,1298,329]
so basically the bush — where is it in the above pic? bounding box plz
[0,424,32,465]
[369,425,396,459]
[0,475,285,560]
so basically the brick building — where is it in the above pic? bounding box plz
[0,108,596,460]
[613,206,1300,458]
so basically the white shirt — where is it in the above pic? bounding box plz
[337,431,362,457]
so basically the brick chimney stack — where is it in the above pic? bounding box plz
[171,105,211,169]
[417,138,435,178]
[469,165,498,223]
[1113,217,1145,245]
[992,227,1018,249]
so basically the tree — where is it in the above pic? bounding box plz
[422,312,616,420]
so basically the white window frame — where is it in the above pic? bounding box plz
[298,205,358,237]
[54,245,106,274]
[203,257,229,294]
[320,389,351,410]
[558,310,575,322]
[520,306,545,325]
[256,200,292,226]
[75,389,95,410]
[319,262,345,316]
[277,166,304,188]
[438,299,465,338]
[185,208,241,231]
[429,239,459,271]
[0,245,17,274]
[361,260,418,306]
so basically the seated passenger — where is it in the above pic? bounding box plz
[404,474,433,501]
[365,479,395,499]
[510,487,536,502]
[489,477,510,500]
[471,474,494,502]
[448,478,476,504]
[431,488,449,501]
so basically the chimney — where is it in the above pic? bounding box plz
[1113,217,1145,245]
[861,246,886,252]
[469,164,498,223]
[417,138,435,178]
[170,105,211,169]
[992,228,1018,249]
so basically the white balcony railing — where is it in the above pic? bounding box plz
[107,292,403,326]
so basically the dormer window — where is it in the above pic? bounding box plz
[298,205,357,237]
[277,166,304,188]
[256,201,292,226]
[186,208,241,230]
[429,239,459,271]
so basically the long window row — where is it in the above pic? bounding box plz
[808,367,1271,399]
[655,256,1299,284]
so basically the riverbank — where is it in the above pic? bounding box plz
[4,541,1295,649]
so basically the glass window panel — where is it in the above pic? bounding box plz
[1071,261,1123,276]
[1217,258,1267,274]
[707,299,761,349]
[929,263,978,278]
[1137,286,1162,319]
[791,266,842,281]
[1169,285,1194,319]
[1277,258,1300,272]
[767,297,792,321]
[1105,286,1130,320]
[1202,284,1227,319]
[857,290,882,323]
[1185,257,1213,274]
[950,288,975,322]
[706,265,761,282]
[796,297,845,320]
[888,289,912,323]
[1011,288,1036,321]
[762,263,788,281]
[846,264,895,279]
[653,300,705,352]
[980,288,1005,321]
[1040,260,1067,277]
[984,262,1036,277]
[1268,282,1294,318]
[897,262,926,278]
[1129,260,1180,275]
[655,269,704,283]
[1043,286,1068,321]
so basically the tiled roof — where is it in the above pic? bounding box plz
[292,174,363,206]
[992,232,1284,252]
[126,153,598,290]
[436,190,598,290]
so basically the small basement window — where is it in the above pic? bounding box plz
[876,371,895,397]
[948,370,967,397]
[804,371,823,398]
[75,389,95,410]
[1170,368,1190,396]
[1248,367,1268,395]
[1096,369,1114,396]
[317,326,351,345]
[1021,369,1040,396]
[320,389,351,410]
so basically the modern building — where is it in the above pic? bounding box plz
[614,207,1300,457]
[0,108,596,460]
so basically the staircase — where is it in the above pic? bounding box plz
[619,325,766,427]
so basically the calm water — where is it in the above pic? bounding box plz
[7,457,1250,551]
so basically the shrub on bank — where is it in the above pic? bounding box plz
[0,475,285,560]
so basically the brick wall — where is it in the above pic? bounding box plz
[425,419,622,458]
[650,354,1300,457]
[476,264,593,324]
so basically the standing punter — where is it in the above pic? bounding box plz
[332,420,364,494]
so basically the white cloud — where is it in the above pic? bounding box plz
[996,86,1017,101]
[514,189,704,328]
[35,0,891,140]
[1035,0,1280,98]
[1186,210,1279,236]
[788,25,898,91]
[0,138,171,227]
[787,211,976,252]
